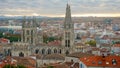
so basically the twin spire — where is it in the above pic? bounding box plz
[64,3,72,24]
[23,16,37,28]
[22,3,72,28]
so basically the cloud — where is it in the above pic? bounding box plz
[0,0,120,16]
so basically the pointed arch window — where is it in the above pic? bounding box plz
[65,40,67,47]
[54,49,57,53]
[47,49,51,54]
[35,49,39,54]
[68,40,70,47]
[19,52,24,57]
[8,49,12,56]
[42,49,45,54]
[59,49,62,54]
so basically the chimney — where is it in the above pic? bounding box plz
[102,54,105,58]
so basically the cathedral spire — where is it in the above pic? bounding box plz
[32,16,37,27]
[62,3,74,55]
[64,3,73,29]
[65,3,71,21]
[22,16,26,28]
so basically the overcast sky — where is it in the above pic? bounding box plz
[0,0,120,17]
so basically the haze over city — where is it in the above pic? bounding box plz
[0,0,120,17]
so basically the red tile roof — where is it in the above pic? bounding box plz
[0,56,36,68]
[0,38,10,43]
[0,56,17,68]
[113,44,120,47]
[80,56,120,67]
[12,56,36,68]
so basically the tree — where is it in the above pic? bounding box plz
[43,34,48,43]
[3,64,14,68]
[0,32,21,42]
[115,41,120,44]
[3,64,26,68]
[17,65,26,68]
[47,66,54,68]
[85,40,96,46]
[43,35,60,44]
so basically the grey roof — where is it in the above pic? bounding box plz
[43,54,65,60]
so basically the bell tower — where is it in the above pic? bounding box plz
[21,16,37,45]
[62,4,74,55]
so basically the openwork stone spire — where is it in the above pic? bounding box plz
[64,4,72,26]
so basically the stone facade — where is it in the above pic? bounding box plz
[62,4,75,55]
[2,4,75,57]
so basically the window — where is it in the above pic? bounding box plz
[35,49,39,54]
[80,64,82,68]
[76,34,81,39]
[65,40,67,47]
[19,52,24,57]
[80,63,84,68]
[42,49,45,54]
[68,40,70,47]
[54,49,57,53]
[59,49,62,54]
[8,49,11,56]
[48,49,51,54]
[4,49,7,56]
[65,40,70,47]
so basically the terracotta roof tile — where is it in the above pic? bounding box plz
[113,44,120,47]
[80,56,120,67]
[12,56,36,68]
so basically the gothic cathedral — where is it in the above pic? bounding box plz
[10,3,75,57]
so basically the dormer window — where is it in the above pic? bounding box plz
[98,61,102,64]
[112,59,117,65]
